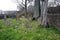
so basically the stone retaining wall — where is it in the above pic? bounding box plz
[47,13,60,30]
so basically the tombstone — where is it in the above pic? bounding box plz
[3,11,10,26]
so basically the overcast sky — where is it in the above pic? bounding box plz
[0,0,32,11]
[48,0,54,2]
[0,0,17,11]
[0,0,57,11]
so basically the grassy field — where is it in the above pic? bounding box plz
[0,18,60,40]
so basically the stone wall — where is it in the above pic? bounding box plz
[48,7,60,30]
[47,13,60,30]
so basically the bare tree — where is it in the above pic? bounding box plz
[38,0,48,27]
[15,0,28,21]
[14,0,25,21]
[42,0,48,27]
[33,0,40,20]
[24,0,27,17]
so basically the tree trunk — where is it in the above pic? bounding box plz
[25,0,27,18]
[33,0,40,19]
[38,0,48,27]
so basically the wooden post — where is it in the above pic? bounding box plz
[16,13,19,22]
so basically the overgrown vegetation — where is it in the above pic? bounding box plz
[0,18,60,40]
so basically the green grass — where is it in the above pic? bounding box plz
[0,18,60,40]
